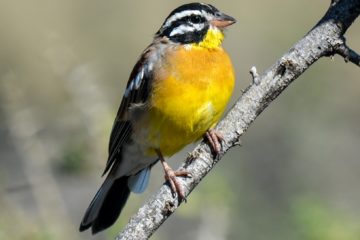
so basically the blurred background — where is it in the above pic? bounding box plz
[0,0,359,239]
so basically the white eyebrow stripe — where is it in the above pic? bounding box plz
[169,23,205,36]
[164,10,202,27]
[169,25,195,36]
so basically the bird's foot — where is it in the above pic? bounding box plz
[205,129,224,156]
[162,161,190,201]
[156,149,190,201]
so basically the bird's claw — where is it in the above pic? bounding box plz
[162,163,190,201]
[205,129,224,156]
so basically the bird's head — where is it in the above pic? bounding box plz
[156,3,236,49]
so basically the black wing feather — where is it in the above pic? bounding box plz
[102,47,154,175]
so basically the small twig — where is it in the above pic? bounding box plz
[334,41,360,66]
[250,66,260,85]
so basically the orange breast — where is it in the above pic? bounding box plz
[135,46,235,156]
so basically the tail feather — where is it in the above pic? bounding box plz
[79,176,130,234]
[128,167,151,193]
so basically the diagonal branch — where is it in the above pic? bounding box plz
[116,0,360,239]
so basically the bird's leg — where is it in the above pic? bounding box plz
[155,149,190,200]
[204,129,224,156]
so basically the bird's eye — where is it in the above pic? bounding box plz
[189,15,202,24]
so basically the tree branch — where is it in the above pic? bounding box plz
[116,0,360,239]
[334,37,360,66]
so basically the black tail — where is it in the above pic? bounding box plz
[79,176,130,234]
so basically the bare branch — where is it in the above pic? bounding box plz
[334,38,360,66]
[115,0,360,239]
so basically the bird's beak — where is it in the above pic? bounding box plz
[211,12,236,28]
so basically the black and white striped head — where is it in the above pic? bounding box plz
[156,3,236,44]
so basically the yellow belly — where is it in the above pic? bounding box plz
[135,46,235,156]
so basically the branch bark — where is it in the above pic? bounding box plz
[116,0,360,239]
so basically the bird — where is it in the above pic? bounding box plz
[79,2,236,234]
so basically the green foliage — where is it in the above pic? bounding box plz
[0,208,56,240]
[291,196,360,240]
[56,144,89,174]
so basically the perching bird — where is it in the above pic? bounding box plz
[80,2,236,234]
